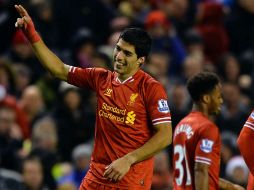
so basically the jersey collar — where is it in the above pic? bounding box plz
[113,69,143,84]
[116,76,134,84]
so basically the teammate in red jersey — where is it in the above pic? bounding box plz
[237,110,254,190]
[15,5,172,190]
[173,72,244,190]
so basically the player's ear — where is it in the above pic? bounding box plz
[202,94,211,104]
[137,57,145,66]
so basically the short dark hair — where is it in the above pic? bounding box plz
[118,28,152,58]
[187,72,220,102]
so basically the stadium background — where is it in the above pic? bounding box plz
[0,0,253,189]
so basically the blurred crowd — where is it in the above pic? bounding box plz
[1,0,254,189]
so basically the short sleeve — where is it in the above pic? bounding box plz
[145,81,171,126]
[237,110,254,175]
[195,124,220,165]
[67,66,107,91]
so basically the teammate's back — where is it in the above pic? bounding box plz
[173,72,244,190]
[173,111,221,190]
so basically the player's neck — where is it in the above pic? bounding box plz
[117,69,140,82]
[192,103,209,118]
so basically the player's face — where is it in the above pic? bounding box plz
[209,84,223,115]
[113,39,142,80]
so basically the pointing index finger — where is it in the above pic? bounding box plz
[15,4,29,17]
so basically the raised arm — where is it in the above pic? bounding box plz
[15,5,69,81]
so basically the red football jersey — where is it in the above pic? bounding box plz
[173,111,221,190]
[247,174,254,190]
[237,110,254,190]
[67,67,171,189]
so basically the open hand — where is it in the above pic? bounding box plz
[103,156,133,182]
[233,184,245,190]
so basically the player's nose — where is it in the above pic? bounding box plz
[115,51,124,61]
[220,98,223,104]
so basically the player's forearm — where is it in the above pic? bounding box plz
[32,40,69,81]
[219,178,240,190]
[194,167,209,190]
[124,123,172,165]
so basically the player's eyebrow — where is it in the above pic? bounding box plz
[116,45,134,56]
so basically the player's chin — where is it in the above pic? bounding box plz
[114,68,122,74]
[114,66,125,74]
[213,109,221,115]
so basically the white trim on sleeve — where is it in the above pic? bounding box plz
[153,121,171,125]
[195,159,211,165]
[69,66,77,73]
[246,121,254,127]
[152,117,171,122]
[195,156,211,162]
[244,124,254,131]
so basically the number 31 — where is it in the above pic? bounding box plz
[174,144,192,185]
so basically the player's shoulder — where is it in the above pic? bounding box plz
[92,67,111,74]
[183,111,209,122]
[189,112,218,131]
[242,110,254,131]
[189,114,220,142]
[74,66,110,74]
[198,114,217,127]
[247,110,254,123]
[139,70,163,87]
[91,67,113,78]
[199,118,219,136]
